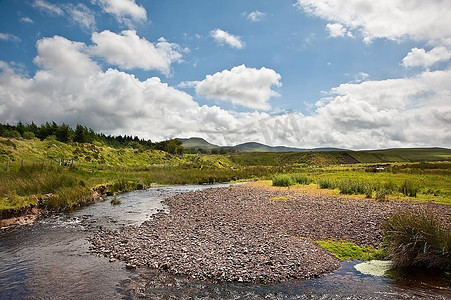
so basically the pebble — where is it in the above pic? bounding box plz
[88,185,451,284]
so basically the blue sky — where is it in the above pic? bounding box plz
[0,0,450,149]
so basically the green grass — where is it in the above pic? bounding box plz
[383,209,451,270]
[1,137,450,217]
[272,173,311,187]
[269,196,290,201]
[310,166,451,204]
[316,239,385,261]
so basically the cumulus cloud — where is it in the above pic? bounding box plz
[90,30,183,76]
[0,35,228,141]
[0,33,21,42]
[402,47,451,68]
[295,0,451,44]
[67,3,96,31]
[247,11,266,22]
[195,65,281,111]
[94,0,147,25]
[210,29,245,49]
[33,36,100,76]
[326,23,352,38]
[1,32,450,149]
[32,0,63,15]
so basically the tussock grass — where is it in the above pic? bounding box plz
[272,173,311,187]
[383,209,451,270]
[272,174,294,187]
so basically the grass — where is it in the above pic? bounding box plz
[269,196,290,201]
[383,209,451,270]
[316,239,385,261]
[272,173,311,187]
[310,165,450,205]
[1,137,450,218]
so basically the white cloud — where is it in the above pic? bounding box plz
[247,11,266,22]
[94,0,147,25]
[1,34,450,149]
[33,36,100,76]
[210,29,245,49]
[402,47,451,68]
[20,17,34,24]
[32,0,63,15]
[0,33,21,42]
[326,23,352,38]
[0,35,251,143]
[90,30,183,76]
[195,65,281,111]
[67,3,96,31]
[295,0,451,44]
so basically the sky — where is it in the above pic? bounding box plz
[0,0,450,150]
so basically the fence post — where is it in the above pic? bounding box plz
[5,161,9,171]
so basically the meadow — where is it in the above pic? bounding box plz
[1,136,450,215]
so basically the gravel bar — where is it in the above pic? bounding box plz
[89,185,451,284]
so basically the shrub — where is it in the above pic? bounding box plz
[272,174,294,187]
[399,180,419,197]
[375,188,389,201]
[383,209,451,270]
[364,184,373,198]
[290,173,310,185]
[338,180,367,195]
[318,179,336,189]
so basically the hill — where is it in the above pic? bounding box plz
[177,137,220,151]
[178,138,347,153]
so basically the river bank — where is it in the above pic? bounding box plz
[88,184,451,284]
[0,185,109,228]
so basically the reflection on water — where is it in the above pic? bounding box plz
[1,184,450,299]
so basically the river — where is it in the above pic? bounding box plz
[1,184,450,299]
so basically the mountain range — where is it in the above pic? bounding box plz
[177,137,347,152]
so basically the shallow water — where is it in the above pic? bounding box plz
[1,184,450,299]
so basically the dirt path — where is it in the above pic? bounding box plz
[89,184,451,284]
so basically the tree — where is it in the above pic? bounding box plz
[55,123,74,142]
[74,124,87,143]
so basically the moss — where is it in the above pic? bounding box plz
[269,196,290,201]
[316,239,385,261]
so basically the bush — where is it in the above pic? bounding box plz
[338,180,367,195]
[375,188,389,201]
[291,173,310,185]
[364,184,373,198]
[399,180,419,197]
[383,209,451,270]
[318,179,336,189]
[272,174,294,187]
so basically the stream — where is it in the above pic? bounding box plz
[1,184,450,299]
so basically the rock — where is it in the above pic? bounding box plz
[88,185,450,284]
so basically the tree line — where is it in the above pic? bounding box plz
[0,121,184,154]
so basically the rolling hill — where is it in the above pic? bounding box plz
[178,138,347,153]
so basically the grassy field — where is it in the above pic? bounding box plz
[1,137,450,216]
[269,164,450,205]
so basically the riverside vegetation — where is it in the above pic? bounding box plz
[1,122,451,275]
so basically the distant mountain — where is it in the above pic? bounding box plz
[178,138,348,152]
[177,137,220,150]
